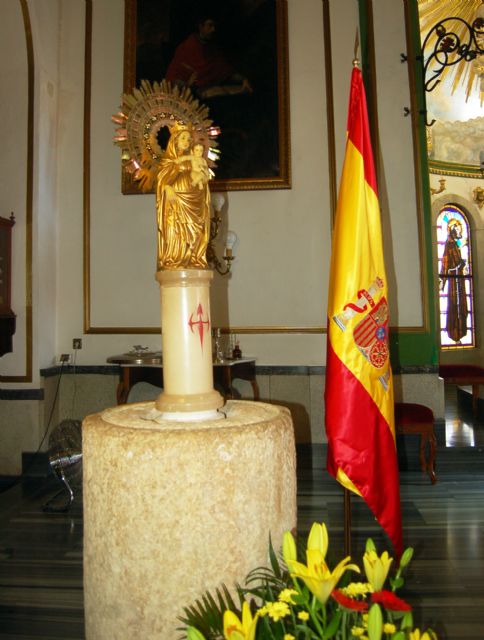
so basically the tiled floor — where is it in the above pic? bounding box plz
[0,385,483,639]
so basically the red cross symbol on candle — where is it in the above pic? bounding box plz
[188,303,210,349]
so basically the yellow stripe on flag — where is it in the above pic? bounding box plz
[328,140,394,432]
[324,66,403,556]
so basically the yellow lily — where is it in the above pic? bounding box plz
[307,522,329,557]
[409,630,438,640]
[286,522,359,604]
[282,530,297,565]
[223,602,258,640]
[363,549,393,592]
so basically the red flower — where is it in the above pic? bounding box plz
[371,590,412,611]
[331,590,369,612]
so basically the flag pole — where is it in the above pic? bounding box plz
[344,488,352,556]
[354,28,359,64]
[341,28,358,562]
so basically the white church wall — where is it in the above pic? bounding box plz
[1,0,430,372]
[56,0,361,367]
[30,0,62,377]
[21,0,427,370]
[0,0,442,473]
[0,1,29,380]
[373,0,423,328]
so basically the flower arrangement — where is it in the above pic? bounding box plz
[180,522,437,640]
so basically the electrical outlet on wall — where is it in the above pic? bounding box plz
[73,338,82,349]
[60,353,71,364]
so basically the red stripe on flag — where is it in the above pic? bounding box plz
[346,69,378,195]
[325,342,403,555]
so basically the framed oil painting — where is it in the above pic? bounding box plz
[123,0,290,193]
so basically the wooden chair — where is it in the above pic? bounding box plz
[395,402,437,484]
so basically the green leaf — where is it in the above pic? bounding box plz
[268,533,283,579]
[217,584,237,615]
[400,611,413,630]
[389,577,404,590]
[186,627,207,640]
[178,582,239,638]
[323,609,343,638]
[388,611,405,621]
[290,593,306,605]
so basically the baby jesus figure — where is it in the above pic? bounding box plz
[187,142,211,190]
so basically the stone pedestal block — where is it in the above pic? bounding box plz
[83,400,296,639]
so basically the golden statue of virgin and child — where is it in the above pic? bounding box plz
[111,80,219,272]
[156,122,211,271]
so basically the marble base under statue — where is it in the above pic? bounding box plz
[82,400,296,639]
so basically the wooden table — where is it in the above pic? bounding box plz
[439,364,484,418]
[107,353,259,405]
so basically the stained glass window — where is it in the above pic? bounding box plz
[436,205,474,349]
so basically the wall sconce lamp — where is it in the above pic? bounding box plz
[207,192,237,275]
[473,186,484,209]
[430,177,446,196]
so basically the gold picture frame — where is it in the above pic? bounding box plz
[122,0,290,193]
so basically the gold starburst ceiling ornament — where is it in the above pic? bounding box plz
[112,80,220,192]
[418,0,484,103]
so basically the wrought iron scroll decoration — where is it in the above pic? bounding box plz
[403,13,484,128]
[421,15,484,94]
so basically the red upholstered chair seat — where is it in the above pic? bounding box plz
[395,403,434,425]
[395,402,437,484]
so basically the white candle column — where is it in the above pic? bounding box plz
[155,269,224,419]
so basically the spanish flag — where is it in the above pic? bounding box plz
[324,66,403,556]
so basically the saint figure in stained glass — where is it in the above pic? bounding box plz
[436,206,474,349]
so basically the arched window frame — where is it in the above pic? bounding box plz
[436,205,475,350]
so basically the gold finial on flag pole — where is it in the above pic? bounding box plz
[353,29,360,68]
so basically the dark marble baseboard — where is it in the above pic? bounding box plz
[0,388,44,400]
[37,363,440,378]
[40,364,120,378]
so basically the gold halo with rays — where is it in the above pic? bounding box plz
[112,79,220,192]
[418,0,484,103]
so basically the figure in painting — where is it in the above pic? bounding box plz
[156,123,211,270]
[165,14,252,99]
[439,218,468,343]
[164,12,259,179]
